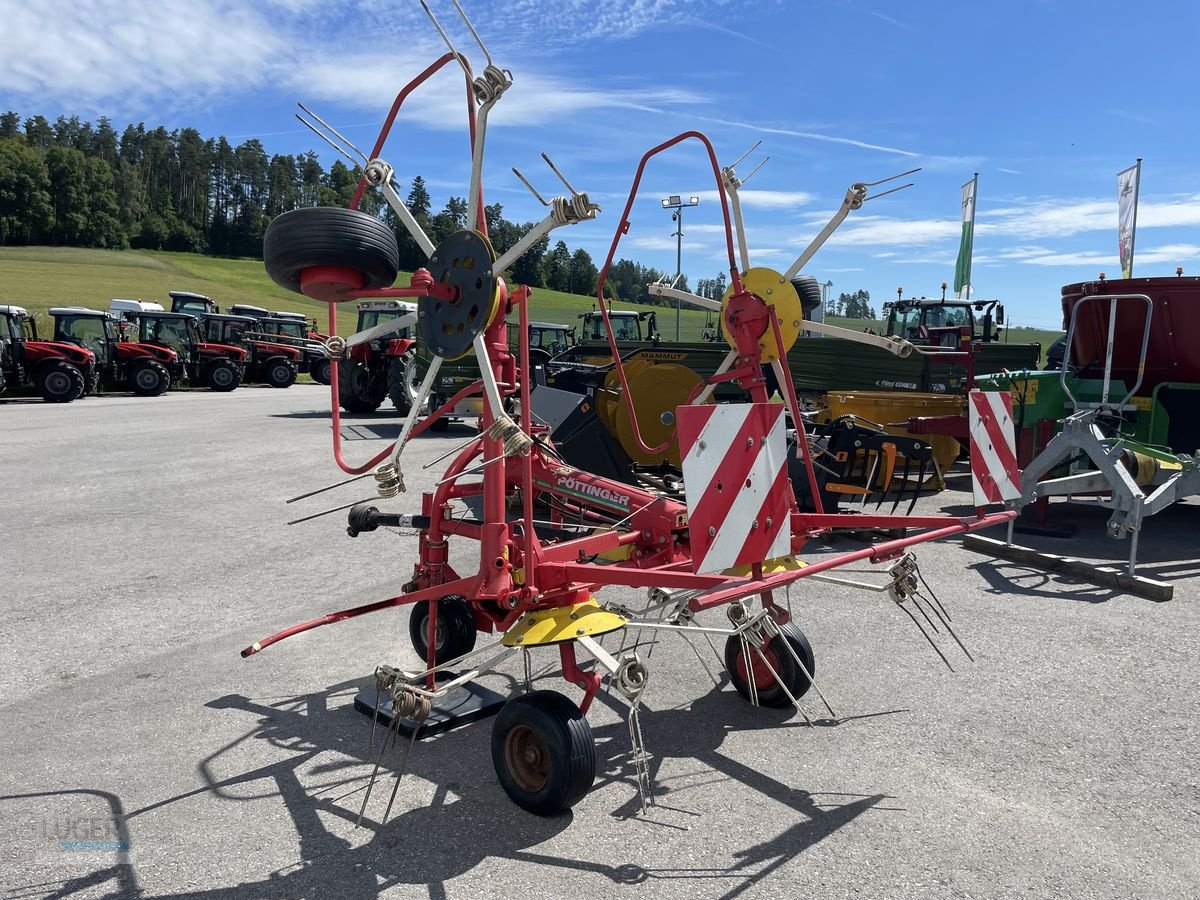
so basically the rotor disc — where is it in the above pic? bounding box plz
[612,363,706,466]
[719,267,804,362]
[419,229,502,361]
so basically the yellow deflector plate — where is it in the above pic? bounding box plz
[501,600,627,646]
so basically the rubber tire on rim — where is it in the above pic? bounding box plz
[491,690,596,816]
[129,360,170,396]
[263,207,400,295]
[311,357,332,385]
[206,359,241,392]
[337,358,384,413]
[724,622,816,708]
[387,353,414,415]
[790,274,824,316]
[39,362,84,403]
[408,595,477,667]
[265,359,297,389]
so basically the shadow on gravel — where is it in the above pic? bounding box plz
[3,678,895,899]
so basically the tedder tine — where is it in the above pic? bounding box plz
[906,459,927,515]
[891,456,912,514]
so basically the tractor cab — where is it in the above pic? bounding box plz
[355,298,417,338]
[578,309,656,344]
[229,304,270,320]
[507,321,576,356]
[201,313,258,348]
[137,311,202,363]
[169,290,219,317]
[50,307,117,365]
[883,297,1005,348]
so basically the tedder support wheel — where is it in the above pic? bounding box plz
[130,360,171,396]
[337,358,384,413]
[408,595,477,666]
[263,206,400,296]
[206,359,241,392]
[39,362,84,402]
[491,690,596,816]
[266,359,298,389]
[312,358,332,385]
[724,622,816,708]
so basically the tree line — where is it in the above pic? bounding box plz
[0,111,873,315]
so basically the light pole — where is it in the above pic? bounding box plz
[662,194,699,340]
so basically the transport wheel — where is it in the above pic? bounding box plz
[387,353,414,415]
[491,690,595,816]
[337,358,384,413]
[408,595,477,666]
[790,274,824,316]
[724,622,815,708]
[311,358,332,385]
[266,359,298,388]
[206,359,241,392]
[129,360,170,396]
[39,362,84,402]
[263,207,400,295]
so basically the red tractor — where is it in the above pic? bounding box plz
[200,313,301,388]
[49,307,176,396]
[337,298,417,413]
[133,310,247,391]
[229,304,333,384]
[0,304,96,402]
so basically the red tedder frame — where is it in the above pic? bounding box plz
[241,56,1015,710]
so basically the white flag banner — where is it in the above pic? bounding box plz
[954,175,978,298]
[1117,161,1141,278]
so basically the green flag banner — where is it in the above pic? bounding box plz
[953,175,978,296]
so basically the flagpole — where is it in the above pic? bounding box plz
[1129,158,1142,278]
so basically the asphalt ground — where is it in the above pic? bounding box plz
[1,385,1197,900]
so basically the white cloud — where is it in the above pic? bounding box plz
[692,189,814,209]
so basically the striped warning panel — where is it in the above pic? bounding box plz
[968,390,1021,506]
[676,402,791,574]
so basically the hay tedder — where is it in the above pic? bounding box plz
[243,2,1015,818]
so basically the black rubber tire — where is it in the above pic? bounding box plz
[265,358,298,389]
[491,690,595,816]
[790,275,824,316]
[39,362,84,403]
[387,353,414,415]
[82,368,99,396]
[408,595,477,666]
[311,357,332,385]
[337,358,384,413]
[129,359,171,396]
[206,359,242,392]
[263,207,400,295]
[724,622,816,708]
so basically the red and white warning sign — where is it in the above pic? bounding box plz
[676,402,791,574]
[968,390,1021,505]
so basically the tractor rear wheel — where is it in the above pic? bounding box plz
[263,207,400,296]
[206,359,242,392]
[337,358,384,413]
[387,353,415,415]
[724,622,815,708]
[408,595,477,667]
[39,362,84,403]
[491,690,595,816]
[265,358,298,389]
[311,357,332,385]
[129,360,171,396]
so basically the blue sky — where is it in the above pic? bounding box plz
[3,0,1199,329]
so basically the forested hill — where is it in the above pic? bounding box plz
[0,111,723,307]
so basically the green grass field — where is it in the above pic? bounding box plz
[0,246,1061,361]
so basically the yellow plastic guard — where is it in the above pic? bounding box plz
[501,599,627,646]
[722,555,807,578]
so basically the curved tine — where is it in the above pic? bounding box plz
[739,156,769,185]
[449,0,494,67]
[420,0,473,81]
[297,103,368,165]
[865,181,916,202]
[541,152,578,195]
[728,139,762,171]
[862,166,922,187]
[512,167,550,206]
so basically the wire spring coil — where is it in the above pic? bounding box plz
[550,192,599,225]
[472,65,513,104]
[375,463,404,498]
[324,335,347,359]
